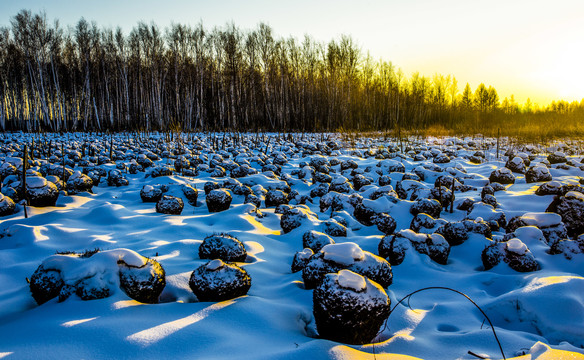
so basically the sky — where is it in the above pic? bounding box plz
[1,0,583,106]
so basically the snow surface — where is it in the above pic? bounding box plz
[0,133,583,360]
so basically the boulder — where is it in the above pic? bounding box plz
[189,260,251,302]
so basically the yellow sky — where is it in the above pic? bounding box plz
[2,0,583,106]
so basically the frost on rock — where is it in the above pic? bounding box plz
[66,171,94,194]
[302,243,392,289]
[199,233,247,262]
[189,261,251,302]
[280,206,318,233]
[30,249,165,304]
[313,271,390,345]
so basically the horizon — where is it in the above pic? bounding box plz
[1,0,583,106]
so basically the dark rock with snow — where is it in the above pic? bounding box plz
[199,233,247,262]
[433,153,450,164]
[275,204,293,214]
[481,238,539,272]
[181,184,199,206]
[323,219,347,237]
[204,181,220,195]
[549,238,584,259]
[410,198,441,219]
[140,185,163,202]
[0,193,16,216]
[457,198,476,211]
[107,169,129,187]
[303,230,335,252]
[535,181,562,196]
[525,165,552,183]
[506,212,566,246]
[291,248,314,273]
[150,165,174,178]
[489,168,515,185]
[206,189,232,213]
[430,186,453,208]
[547,152,567,164]
[482,194,498,208]
[280,206,317,233]
[378,175,392,186]
[189,260,251,302]
[313,270,390,345]
[119,258,166,303]
[435,219,492,246]
[310,183,330,198]
[373,213,397,235]
[244,194,262,208]
[340,159,359,171]
[66,171,93,194]
[353,202,379,226]
[313,172,332,184]
[329,176,354,193]
[30,249,165,304]
[505,156,527,174]
[352,174,372,191]
[378,230,450,265]
[302,243,393,289]
[265,189,289,207]
[156,195,184,215]
[546,191,584,237]
[26,176,59,207]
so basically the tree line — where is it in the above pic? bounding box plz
[1,10,583,135]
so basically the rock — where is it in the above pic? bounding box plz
[549,239,584,260]
[0,193,16,216]
[378,230,450,265]
[323,219,347,237]
[204,181,220,195]
[410,198,441,219]
[280,206,318,234]
[481,239,539,272]
[547,152,567,164]
[373,213,397,235]
[535,181,562,196]
[181,184,199,206]
[206,189,233,213]
[489,168,515,185]
[189,260,251,302]
[291,248,314,273]
[546,192,584,237]
[505,156,527,174]
[30,249,165,304]
[119,258,166,303]
[26,176,59,207]
[303,231,335,252]
[140,185,163,202]
[265,189,289,207]
[107,169,129,187]
[313,270,390,344]
[302,242,393,289]
[199,233,247,262]
[506,212,566,246]
[66,171,93,194]
[156,195,184,215]
[525,165,552,183]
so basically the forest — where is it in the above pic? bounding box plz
[1,10,584,137]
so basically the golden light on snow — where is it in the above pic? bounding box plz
[61,317,99,327]
[241,214,280,235]
[523,276,583,293]
[125,300,236,346]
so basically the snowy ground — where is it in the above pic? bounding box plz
[0,133,583,360]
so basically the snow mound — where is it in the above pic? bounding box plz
[322,242,365,266]
[337,269,366,292]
